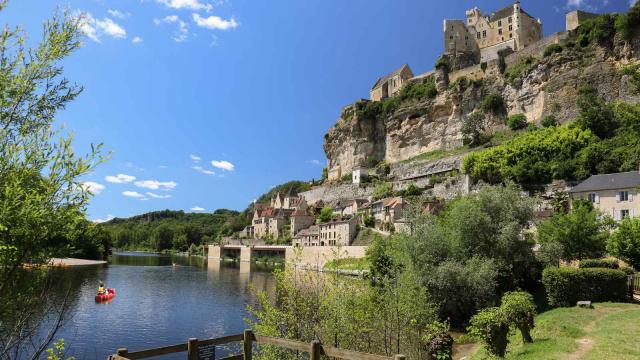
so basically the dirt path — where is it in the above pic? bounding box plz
[453,343,479,360]
[564,338,594,360]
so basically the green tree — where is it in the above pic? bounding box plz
[153,224,174,251]
[507,113,527,130]
[537,201,610,261]
[461,111,486,146]
[500,291,536,343]
[318,206,333,223]
[467,307,510,358]
[172,233,188,252]
[0,4,105,358]
[607,217,640,269]
[372,182,393,200]
[541,115,558,127]
[575,86,618,139]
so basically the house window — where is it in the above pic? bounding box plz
[620,191,629,202]
[588,193,597,203]
[498,29,503,35]
[508,17,512,23]
[477,32,481,39]
[621,209,630,219]
[482,30,487,38]
[509,25,513,31]
[509,33,513,38]
[449,35,453,40]
[498,20,502,26]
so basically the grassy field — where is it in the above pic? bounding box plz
[323,257,370,271]
[468,302,640,360]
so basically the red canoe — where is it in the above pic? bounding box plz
[95,288,116,302]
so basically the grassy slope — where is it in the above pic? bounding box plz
[469,302,640,360]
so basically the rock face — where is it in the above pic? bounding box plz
[323,42,640,178]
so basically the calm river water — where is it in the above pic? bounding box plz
[50,252,277,359]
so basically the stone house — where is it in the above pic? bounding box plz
[566,10,599,32]
[292,225,320,247]
[290,208,316,238]
[352,166,369,184]
[369,64,414,102]
[444,1,542,63]
[318,217,358,246]
[569,170,640,221]
[333,198,369,217]
[371,197,406,231]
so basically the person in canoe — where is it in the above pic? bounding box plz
[97,281,106,296]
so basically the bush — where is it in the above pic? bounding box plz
[480,92,504,113]
[542,267,628,307]
[480,62,487,72]
[619,63,640,94]
[504,56,536,83]
[615,2,640,41]
[620,265,636,275]
[576,14,616,47]
[400,77,437,100]
[541,115,558,127]
[543,43,563,57]
[461,111,486,146]
[372,182,393,200]
[422,321,454,360]
[467,307,510,358]
[402,183,422,197]
[579,258,620,269]
[507,113,528,130]
[435,55,450,72]
[500,291,536,343]
[607,217,640,269]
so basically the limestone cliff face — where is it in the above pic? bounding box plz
[323,43,640,177]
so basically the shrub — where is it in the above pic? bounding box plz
[422,321,454,360]
[579,258,620,269]
[576,14,616,47]
[318,206,333,223]
[480,62,487,72]
[435,55,450,72]
[500,291,536,343]
[400,77,437,100]
[619,63,640,94]
[542,267,628,307]
[620,265,637,275]
[541,115,558,127]
[467,307,510,358]
[504,56,536,83]
[480,92,504,113]
[543,43,563,57]
[355,100,382,120]
[615,1,640,41]
[461,111,486,146]
[402,183,422,197]
[507,113,528,130]
[607,217,640,269]
[372,182,393,200]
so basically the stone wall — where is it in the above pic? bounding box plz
[285,246,368,269]
[300,183,375,204]
[504,32,569,66]
[389,155,462,181]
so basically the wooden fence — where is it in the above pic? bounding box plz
[108,330,406,360]
[631,274,640,296]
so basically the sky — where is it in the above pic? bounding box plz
[1,0,632,222]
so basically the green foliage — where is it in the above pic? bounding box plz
[318,206,333,223]
[363,214,375,228]
[422,321,454,360]
[575,86,618,138]
[480,62,487,72]
[543,43,563,57]
[341,172,352,183]
[607,217,640,269]
[435,55,450,72]
[500,291,536,343]
[542,267,628,307]
[46,339,74,360]
[399,76,437,100]
[467,307,510,358]
[615,1,640,41]
[579,258,620,269]
[619,63,640,94]
[461,111,486,146]
[541,115,558,128]
[504,56,537,84]
[576,14,616,47]
[480,92,504,113]
[537,202,610,261]
[463,125,595,184]
[401,183,422,197]
[507,113,527,131]
[372,182,393,201]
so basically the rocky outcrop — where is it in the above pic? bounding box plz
[324,41,640,177]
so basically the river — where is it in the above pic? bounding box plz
[47,252,278,359]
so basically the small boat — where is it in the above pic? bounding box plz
[95,288,116,302]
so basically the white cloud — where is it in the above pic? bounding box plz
[107,9,130,19]
[105,173,136,184]
[132,36,143,43]
[93,214,115,223]
[123,190,145,198]
[134,179,178,190]
[190,206,206,212]
[566,0,585,7]
[201,169,216,175]
[192,165,216,175]
[156,0,213,12]
[190,154,201,162]
[154,15,189,42]
[307,159,321,165]
[211,160,235,171]
[146,192,172,199]
[82,181,105,195]
[192,165,203,171]
[192,13,238,30]
[79,12,126,42]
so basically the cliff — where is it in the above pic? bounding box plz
[323,27,640,179]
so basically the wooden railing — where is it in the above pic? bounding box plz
[631,274,640,296]
[108,330,406,360]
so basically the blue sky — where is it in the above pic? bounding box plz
[1,0,631,221]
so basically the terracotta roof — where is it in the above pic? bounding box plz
[371,64,412,90]
[291,209,312,217]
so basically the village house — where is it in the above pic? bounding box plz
[444,1,542,63]
[352,166,369,184]
[292,225,320,247]
[569,170,640,221]
[290,208,316,238]
[332,198,369,217]
[318,217,358,246]
[371,197,406,232]
[369,64,414,101]
[240,187,305,239]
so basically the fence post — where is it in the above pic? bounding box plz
[394,355,406,360]
[187,338,198,360]
[310,340,321,360]
[243,329,253,360]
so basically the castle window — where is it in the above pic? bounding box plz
[508,17,512,23]
[477,32,481,39]
[498,29,503,35]
[450,35,453,39]
[498,20,502,26]
[482,30,486,38]
[509,25,513,31]
[509,33,513,38]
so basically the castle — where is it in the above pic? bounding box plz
[444,0,543,63]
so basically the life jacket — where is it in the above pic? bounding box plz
[98,286,105,294]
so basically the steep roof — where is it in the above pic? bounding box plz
[569,171,640,193]
[294,225,319,238]
[371,64,412,90]
[489,1,535,22]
